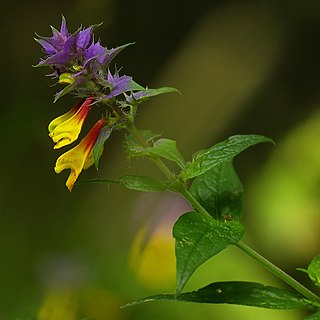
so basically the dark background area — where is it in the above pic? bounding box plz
[1,1,320,319]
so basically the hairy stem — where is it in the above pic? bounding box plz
[126,121,175,181]
[126,121,211,217]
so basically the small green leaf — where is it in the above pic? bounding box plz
[92,125,112,170]
[123,281,311,310]
[137,87,180,100]
[119,175,167,192]
[180,135,273,181]
[303,311,320,319]
[298,256,320,287]
[189,161,243,221]
[152,139,186,168]
[173,212,244,293]
[126,130,162,147]
[129,138,186,168]
[126,80,145,91]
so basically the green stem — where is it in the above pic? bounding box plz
[178,187,212,218]
[126,121,211,217]
[126,120,149,148]
[125,120,175,181]
[125,120,320,302]
[236,241,320,302]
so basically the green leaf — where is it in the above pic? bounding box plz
[152,139,186,168]
[303,311,320,319]
[119,175,167,192]
[129,138,186,169]
[126,130,162,147]
[78,175,167,192]
[298,256,320,287]
[77,178,120,186]
[180,135,273,181]
[137,87,180,100]
[189,161,243,221]
[123,281,311,310]
[173,212,244,293]
[126,80,145,91]
[92,125,112,170]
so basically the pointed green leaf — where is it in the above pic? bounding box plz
[180,135,274,181]
[152,139,186,168]
[189,161,243,221]
[119,175,167,192]
[129,138,186,168]
[123,281,311,310]
[126,80,145,91]
[92,125,112,170]
[126,130,162,147]
[148,139,186,168]
[173,212,244,293]
[138,87,180,100]
[298,256,320,287]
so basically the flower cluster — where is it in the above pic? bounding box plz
[35,16,142,102]
[35,16,176,190]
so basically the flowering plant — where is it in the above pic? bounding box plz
[35,16,320,318]
[35,16,176,191]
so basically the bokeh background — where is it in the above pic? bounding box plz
[2,0,320,319]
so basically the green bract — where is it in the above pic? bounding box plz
[93,125,112,170]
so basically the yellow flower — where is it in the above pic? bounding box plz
[48,97,94,149]
[54,118,108,191]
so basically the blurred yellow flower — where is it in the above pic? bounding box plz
[130,224,176,289]
[38,290,77,320]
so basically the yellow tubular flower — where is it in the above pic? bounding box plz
[48,102,81,134]
[48,97,94,149]
[54,118,108,191]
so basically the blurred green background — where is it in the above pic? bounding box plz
[2,0,320,319]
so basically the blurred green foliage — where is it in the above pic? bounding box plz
[1,0,320,319]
